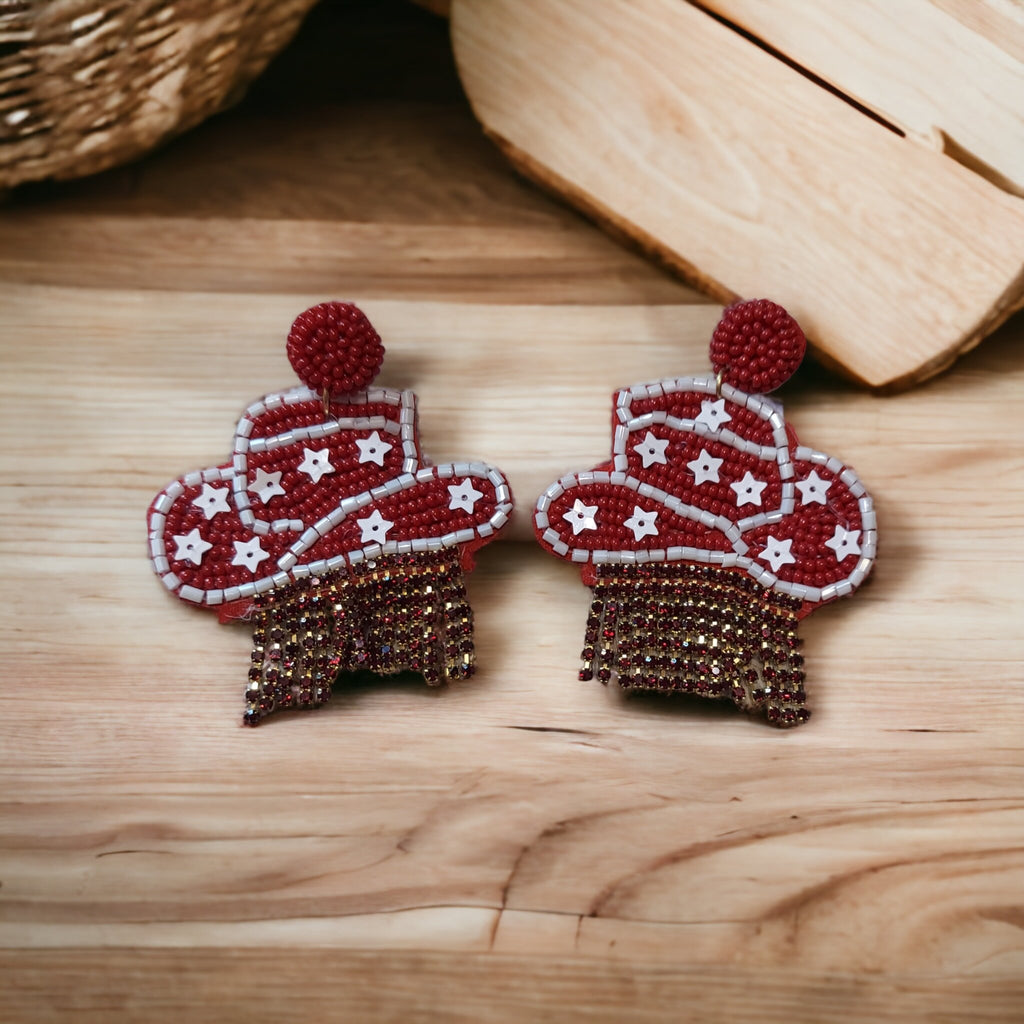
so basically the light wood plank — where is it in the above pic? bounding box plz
[451,0,1024,389]
[706,0,1024,193]
[928,0,1024,63]
[2,289,1023,997]
[2,950,1021,1024]
[0,214,703,303]
[0,284,723,538]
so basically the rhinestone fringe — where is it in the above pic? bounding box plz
[580,563,810,727]
[243,551,474,725]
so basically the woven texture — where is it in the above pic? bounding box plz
[0,0,317,187]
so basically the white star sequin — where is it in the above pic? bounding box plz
[563,498,598,535]
[795,470,832,506]
[172,527,212,566]
[695,398,732,432]
[687,448,723,485]
[356,431,393,466]
[448,479,484,513]
[632,431,669,468]
[248,468,285,505]
[758,535,796,573]
[191,483,231,521]
[356,508,394,543]
[297,447,334,484]
[624,505,659,541]
[730,470,767,507]
[231,536,269,574]
[825,524,861,562]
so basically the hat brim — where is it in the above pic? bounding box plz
[149,461,512,611]
[534,443,875,613]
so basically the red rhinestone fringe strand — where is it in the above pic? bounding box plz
[244,551,474,725]
[579,563,809,728]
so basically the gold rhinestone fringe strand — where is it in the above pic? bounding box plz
[579,563,809,727]
[243,551,474,725]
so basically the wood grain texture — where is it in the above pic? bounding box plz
[705,0,1024,194]
[929,0,1024,62]
[451,0,1024,390]
[3,951,1024,1024]
[1,7,700,306]
[1,2,1023,1020]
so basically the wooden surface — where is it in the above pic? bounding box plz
[451,0,1024,390]
[2,2,1024,1020]
[703,0,1024,194]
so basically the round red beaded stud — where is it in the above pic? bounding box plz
[286,301,385,395]
[709,298,806,394]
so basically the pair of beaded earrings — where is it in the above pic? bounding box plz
[147,301,876,728]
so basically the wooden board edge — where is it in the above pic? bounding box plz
[698,0,1024,198]
[449,0,1024,392]
[484,128,736,308]
[2,948,1024,1023]
[872,265,1024,393]
[482,126,1024,393]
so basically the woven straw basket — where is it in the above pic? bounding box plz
[0,0,318,188]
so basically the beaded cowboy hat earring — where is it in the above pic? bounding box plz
[147,303,514,725]
[533,300,876,727]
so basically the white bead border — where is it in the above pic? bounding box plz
[230,386,419,537]
[149,387,512,606]
[535,375,876,603]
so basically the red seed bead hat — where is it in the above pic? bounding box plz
[533,299,876,728]
[147,303,514,726]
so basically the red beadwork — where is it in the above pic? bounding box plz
[535,299,876,728]
[709,299,806,393]
[286,302,385,395]
[149,304,514,726]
